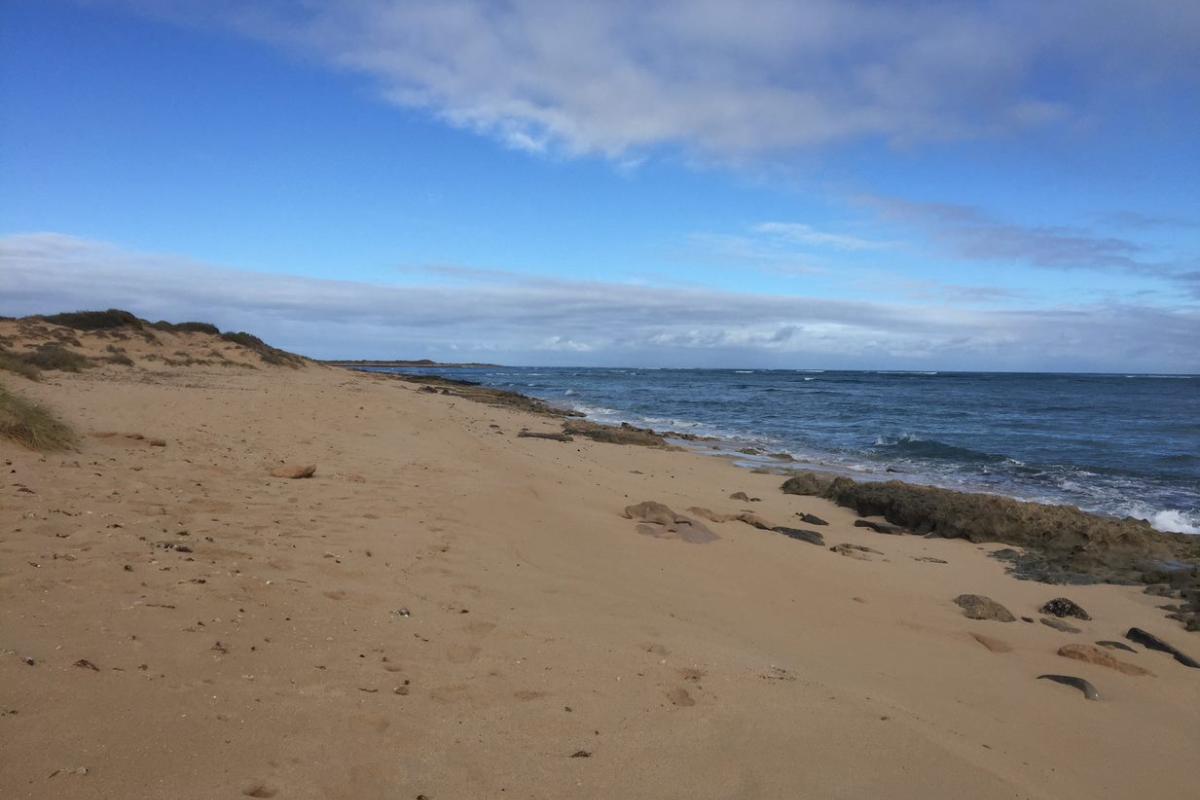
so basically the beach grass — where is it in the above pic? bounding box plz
[0,382,78,451]
[0,348,42,381]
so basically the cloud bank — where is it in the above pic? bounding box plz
[131,0,1200,159]
[3,233,1197,372]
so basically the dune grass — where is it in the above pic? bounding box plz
[0,382,77,451]
[0,349,41,380]
[22,344,93,372]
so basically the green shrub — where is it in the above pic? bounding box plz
[23,344,92,372]
[41,309,143,331]
[150,320,221,335]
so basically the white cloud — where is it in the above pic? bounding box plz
[125,0,1200,160]
[3,232,1198,372]
[753,222,890,251]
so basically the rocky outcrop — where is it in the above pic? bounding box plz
[779,472,1200,627]
[564,419,668,446]
[517,429,574,442]
[954,594,1015,622]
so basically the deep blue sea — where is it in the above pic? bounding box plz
[367,367,1200,534]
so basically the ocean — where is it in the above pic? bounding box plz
[366,367,1200,534]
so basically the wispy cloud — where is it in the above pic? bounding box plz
[864,196,1179,275]
[125,1,1200,160]
[3,232,1197,371]
[753,222,891,252]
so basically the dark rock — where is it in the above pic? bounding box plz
[1037,674,1100,700]
[570,750,592,758]
[797,513,828,526]
[1124,628,1199,668]
[1095,640,1136,653]
[853,519,905,535]
[73,659,99,671]
[1040,617,1081,633]
[1021,616,1034,623]
[771,526,825,546]
[954,594,1015,622]
[1039,597,1091,621]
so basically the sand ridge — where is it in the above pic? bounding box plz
[1,350,1198,798]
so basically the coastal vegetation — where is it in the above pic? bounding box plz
[0,381,77,451]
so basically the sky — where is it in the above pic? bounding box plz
[2,0,1198,371]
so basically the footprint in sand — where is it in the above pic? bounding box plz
[242,783,278,798]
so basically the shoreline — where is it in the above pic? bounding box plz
[3,320,1198,799]
[351,365,1200,535]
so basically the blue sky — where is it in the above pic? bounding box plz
[2,0,1198,370]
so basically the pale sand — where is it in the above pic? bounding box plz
[2,354,1197,798]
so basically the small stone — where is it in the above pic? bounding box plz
[570,750,592,758]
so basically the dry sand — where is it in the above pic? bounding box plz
[2,329,1198,799]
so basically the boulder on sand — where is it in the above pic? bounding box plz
[1057,644,1152,676]
[1040,597,1091,620]
[623,502,718,544]
[954,594,1015,622]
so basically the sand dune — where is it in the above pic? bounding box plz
[1,321,1197,799]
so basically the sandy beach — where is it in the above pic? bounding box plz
[2,320,1198,800]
